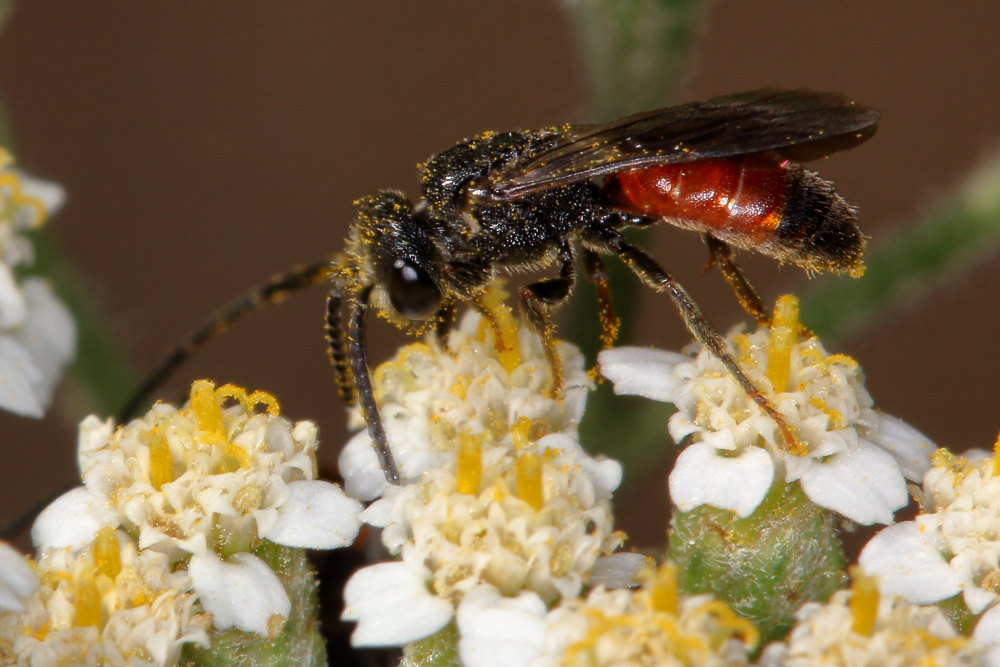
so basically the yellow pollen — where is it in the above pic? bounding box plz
[809,397,845,430]
[73,568,102,628]
[190,380,225,436]
[456,431,484,495]
[250,389,283,415]
[92,527,122,580]
[144,427,173,490]
[449,375,471,400]
[0,159,50,229]
[766,295,800,393]
[849,568,880,636]
[993,431,1000,477]
[650,562,680,616]
[476,283,522,372]
[510,416,532,452]
[824,353,858,369]
[515,451,544,511]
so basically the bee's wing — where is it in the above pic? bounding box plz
[480,89,879,202]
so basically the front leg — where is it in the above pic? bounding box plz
[348,284,401,484]
[519,241,576,398]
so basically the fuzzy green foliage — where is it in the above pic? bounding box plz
[668,481,847,644]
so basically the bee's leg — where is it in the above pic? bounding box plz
[582,249,620,352]
[703,234,770,327]
[434,302,458,350]
[348,284,401,484]
[592,229,800,452]
[325,285,355,405]
[519,241,576,398]
[119,259,333,423]
[704,234,814,337]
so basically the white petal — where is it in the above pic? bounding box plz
[588,552,652,589]
[598,347,688,402]
[859,522,963,604]
[457,585,547,667]
[796,441,907,525]
[869,412,935,482]
[0,263,26,328]
[974,604,1000,656]
[15,279,76,406]
[342,561,453,647]
[77,415,115,473]
[0,542,38,612]
[359,496,395,529]
[338,430,390,501]
[31,486,118,550]
[339,417,441,501]
[964,585,997,615]
[259,480,362,549]
[188,552,290,636]
[669,442,773,518]
[18,171,66,219]
[0,337,43,417]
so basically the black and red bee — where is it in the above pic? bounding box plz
[123,89,879,485]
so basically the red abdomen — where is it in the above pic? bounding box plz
[604,154,790,244]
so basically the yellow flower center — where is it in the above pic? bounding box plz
[849,569,880,636]
[766,294,799,394]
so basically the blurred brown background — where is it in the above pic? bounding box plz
[0,2,997,549]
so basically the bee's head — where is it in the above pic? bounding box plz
[352,191,443,322]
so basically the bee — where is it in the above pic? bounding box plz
[122,89,879,485]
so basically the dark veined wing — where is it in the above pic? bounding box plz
[475,89,880,203]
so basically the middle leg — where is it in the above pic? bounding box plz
[519,240,576,398]
[590,228,800,452]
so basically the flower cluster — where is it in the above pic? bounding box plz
[0,149,74,418]
[600,295,933,524]
[860,441,1000,655]
[0,529,210,666]
[340,305,628,648]
[760,572,987,666]
[463,562,758,667]
[26,380,362,649]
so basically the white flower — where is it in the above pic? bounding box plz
[32,381,363,636]
[340,307,624,648]
[599,296,932,524]
[0,528,210,667]
[0,153,74,418]
[0,541,38,613]
[339,306,591,500]
[860,446,1000,653]
[758,575,986,666]
[457,563,757,667]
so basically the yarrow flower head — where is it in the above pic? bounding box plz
[340,284,592,501]
[758,571,988,666]
[860,438,1000,656]
[0,527,210,666]
[457,562,758,667]
[340,302,627,648]
[600,294,934,524]
[0,148,75,418]
[33,380,363,636]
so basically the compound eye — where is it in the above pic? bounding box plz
[387,260,441,320]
